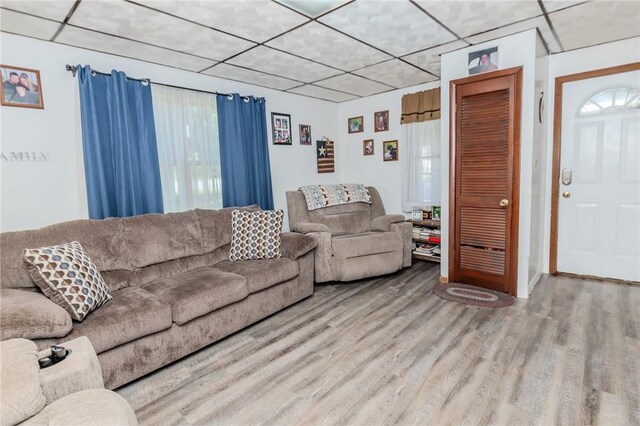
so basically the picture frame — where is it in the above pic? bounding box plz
[363,139,374,156]
[1,64,44,109]
[299,124,312,145]
[412,210,423,221]
[374,110,389,132]
[432,206,442,220]
[271,112,292,145]
[348,116,363,134]
[468,46,499,75]
[382,140,398,162]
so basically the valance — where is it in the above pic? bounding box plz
[401,87,441,124]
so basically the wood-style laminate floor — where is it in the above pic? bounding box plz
[117,262,640,426]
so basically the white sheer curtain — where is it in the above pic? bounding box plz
[151,85,222,212]
[401,119,441,211]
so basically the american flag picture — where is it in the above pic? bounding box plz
[317,140,334,174]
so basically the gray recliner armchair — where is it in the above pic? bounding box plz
[286,186,412,282]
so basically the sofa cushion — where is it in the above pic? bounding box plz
[122,210,205,268]
[307,202,372,236]
[0,289,72,340]
[0,338,47,426]
[62,287,172,353]
[22,389,138,426]
[229,210,284,261]
[331,232,403,260]
[24,241,113,321]
[196,205,261,252]
[215,258,299,294]
[144,268,248,326]
[1,217,127,290]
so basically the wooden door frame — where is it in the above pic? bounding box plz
[448,66,523,296]
[548,62,640,274]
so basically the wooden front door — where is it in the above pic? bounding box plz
[449,67,522,295]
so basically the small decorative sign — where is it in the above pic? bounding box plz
[317,139,334,173]
[468,47,499,75]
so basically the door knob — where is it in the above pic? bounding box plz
[562,192,571,198]
[500,199,509,207]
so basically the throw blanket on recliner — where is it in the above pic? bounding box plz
[299,184,372,211]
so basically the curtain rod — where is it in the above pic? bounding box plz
[65,65,260,100]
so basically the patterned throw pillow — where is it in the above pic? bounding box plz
[229,210,284,261]
[24,241,112,321]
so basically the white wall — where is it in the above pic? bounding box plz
[440,29,538,298]
[337,81,440,214]
[541,36,640,273]
[0,33,340,232]
[528,49,549,294]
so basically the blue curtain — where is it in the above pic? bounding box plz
[77,66,164,219]
[216,94,274,209]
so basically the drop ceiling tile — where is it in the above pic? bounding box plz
[319,1,456,56]
[133,0,308,43]
[314,73,393,97]
[543,1,585,13]
[417,1,543,38]
[549,1,640,51]
[266,22,392,71]
[402,40,469,76]
[275,0,350,18]
[203,64,300,90]
[69,0,254,61]
[352,60,438,89]
[466,16,560,53]
[287,84,357,102]
[1,0,76,21]
[0,9,60,40]
[227,46,342,83]
[57,26,217,72]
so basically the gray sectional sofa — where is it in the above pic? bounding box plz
[0,206,316,389]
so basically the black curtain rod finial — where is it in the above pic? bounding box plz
[66,64,77,77]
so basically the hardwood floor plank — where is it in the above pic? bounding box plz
[116,264,640,426]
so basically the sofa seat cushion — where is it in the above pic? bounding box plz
[332,232,403,260]
[144,268,248,326]
[64,287,172,353]
[215,258,299,294]
[0,289,72,340]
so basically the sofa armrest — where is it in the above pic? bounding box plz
[0,289,72,341]
[38,336,104,405]
[291,221,331,234]
[280,232,317,260]
[390,221,413,268]
[371,214,406,232]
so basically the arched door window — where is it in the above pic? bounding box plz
[578,86,639,116]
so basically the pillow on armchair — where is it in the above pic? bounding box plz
[229,210,284,261]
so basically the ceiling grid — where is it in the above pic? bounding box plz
[0,0,637,102]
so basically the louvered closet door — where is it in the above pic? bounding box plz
[451,69,521,295]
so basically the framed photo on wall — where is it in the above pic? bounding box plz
[374,110,389,132]
[271,112,291,145]
[363,139,374,156]
[468,47,499,75]
[383,140,398,162]
[348,116,363,134]
[1,64,44,109]
[299,124,312,145]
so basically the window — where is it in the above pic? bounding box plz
[579,85,639,117]
[401,120,441,211]
[152,85,222,212]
